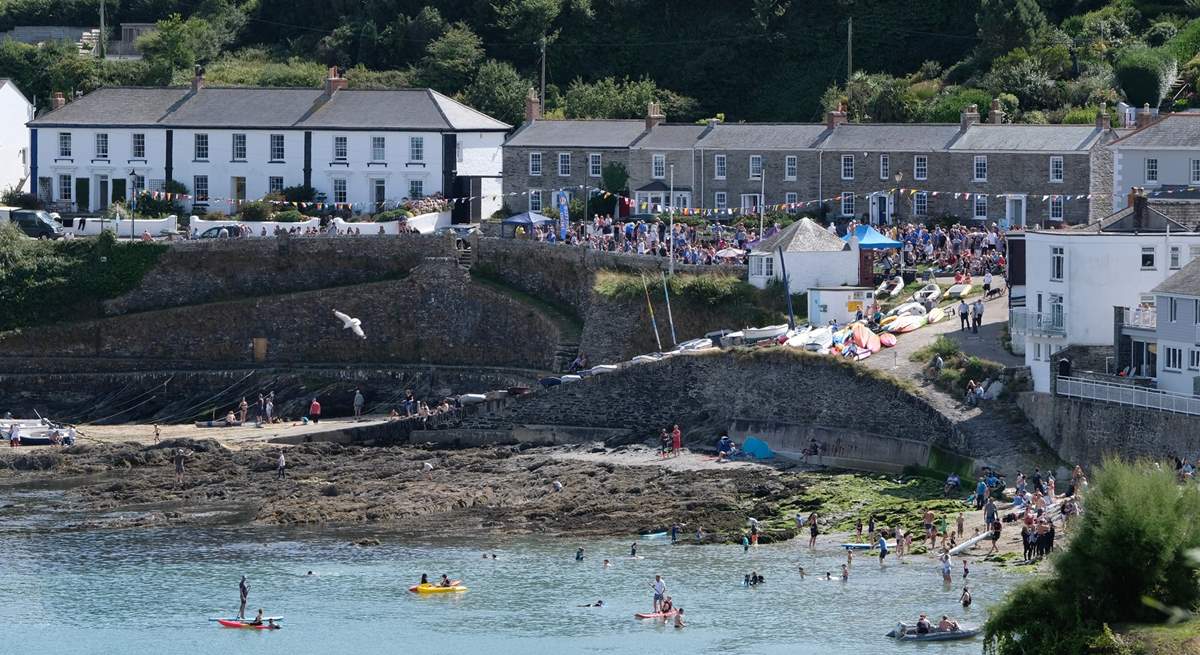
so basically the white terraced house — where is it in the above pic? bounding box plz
[0,79,34,193]
[27,68,509,221]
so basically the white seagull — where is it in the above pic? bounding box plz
[333,309,366,339]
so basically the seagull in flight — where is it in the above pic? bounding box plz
[333,310,365,339]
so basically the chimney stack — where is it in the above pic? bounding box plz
[524,87,541,122]
[1136,103,1153,128]
[51,92,66,110]
[1132,186,1147,231]
[645,101,665,130]
[988,98,1004,124]
[190,65,205,93]
[961,104,980,131]
[1096,101,1110,130]
[825,103,847,129]
[707,118,721,128]
[324,67,347,96]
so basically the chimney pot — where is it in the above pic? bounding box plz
[524,87,541,122]
[190,65,205,93]
[645,101,665,130]
[988,98,1004,124]
[51,92,66,110]
[826,104,848,129]
[1096,102,1110,129]
[960,104,980,131]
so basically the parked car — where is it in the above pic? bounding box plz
[0,208,64,239]
[197,225,248,239]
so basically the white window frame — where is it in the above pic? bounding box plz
[409,136,424,162]
[749,155,763,180]
[94,132,108,159]
[193,175,208,200]
[1141,246,1157,270]
[194,133,208,161]
[529,189,543,212]
[1049,196,1064,222]
[740,193,762,213]
[841,154,854,180]
[1191,159,1200,185]
[785,155,797,181]
[1034,342,1042,361]
[269,134,285,161]
[1164,346,1183,372]
[232,133,247,161]
[558,152,571,177]
[785,191,798,213]
[1050,246,1064,281]
[130,174,145,197]
[1146,158,1158,183]
[914,155,927,181]
[132,133,145,159]
[879,153,889,180]
[652,154,666,179]
[588,153,601,177]
[973,194,988,219]
[1049,156,1064,183]
[268,176,284,194]
[914,191,928,216]
[371,136,385,161]
[714,191,727,209]
[841,191,855,217]
[1171,245,1182,270]
[973,155,987,182]
[58,174,72,201]
[58,132,71,158]
[332,178,347,203]
[529,152,542,176]
[408,179,424,198]
[714,154,726,180]
[333,136,348,161]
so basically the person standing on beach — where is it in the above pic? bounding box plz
[671,424,682,457]
[255,394,265,425]
[174,448,189,485]
[276,451,286,480]
[923,508,936,543]
[238,576,249,620]
[808,512,819,548]
[265,395,275,424]
[353,389,365,421]
[423,461,434,481]
[878,533,889,566]
[309,397,321,424]
[238,397,248,424]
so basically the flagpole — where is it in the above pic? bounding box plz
[642,273,663,352]
[661,271,677,347]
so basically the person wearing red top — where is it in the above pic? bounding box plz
[671,424,682,457]
[309,398,321,424]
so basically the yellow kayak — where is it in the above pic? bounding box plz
[409,583,467,594]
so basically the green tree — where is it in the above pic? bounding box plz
[136,14,220,73]
[984,459,1200,655]
[418,23,483,94]
[460,60,528,126]
[1115,45,1177,106]
[975,0,1049,65]
[563,76,697,120]
[491,0,592,44]
[600,162,629,195]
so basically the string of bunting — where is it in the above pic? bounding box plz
[139,183,1108,216]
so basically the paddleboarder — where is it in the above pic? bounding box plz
[651,575,666,613]
[238,576,249,620]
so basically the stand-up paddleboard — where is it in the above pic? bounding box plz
[635,610,679,619]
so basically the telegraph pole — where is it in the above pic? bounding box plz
[98,0,106,58]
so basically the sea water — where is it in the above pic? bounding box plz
[0,516,1021,655]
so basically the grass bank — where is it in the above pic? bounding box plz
[0,227,166,331]
[593,270,804,326]
[910,335,1005,395]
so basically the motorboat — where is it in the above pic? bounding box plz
[458,393,488,405]
[559,374,582,384]
[912,283,941,304]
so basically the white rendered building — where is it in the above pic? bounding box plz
[748,217,863,294]
[0,79,33,193]
[27,69,508,221]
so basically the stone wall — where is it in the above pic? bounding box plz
[468,349,959,450]
[0,258,562,370]
[1019,391,1200,465]
[103,233,452,315]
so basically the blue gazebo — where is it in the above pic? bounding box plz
[501,211,555,238]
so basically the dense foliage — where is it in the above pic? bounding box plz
[0,225,166,331]
[5,1,1200,124]
[983,459,1200,655]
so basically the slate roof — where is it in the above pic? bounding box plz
[504,119,646,148]
[695,124,829,150]
[632,124,707,149]
[752,217,848,253]
[1110,113,1200,148]
[949,124,1104,151]
[817,124,960,151]
[1153,258,1200,297]
[28,86,510,131]
[1070,203,1188,233]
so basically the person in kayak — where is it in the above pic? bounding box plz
[576,547,585,561]
[238,576,249,620]
[249,609,264,626]
[439,574,453,587]
[419,574,429,585]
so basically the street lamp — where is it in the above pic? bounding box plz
[668,163,675,276]
[129,169,137,241]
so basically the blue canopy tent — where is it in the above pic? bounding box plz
[501,212,555,238]
[842,224,902,250]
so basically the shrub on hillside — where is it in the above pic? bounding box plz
[1115,45,1177,107]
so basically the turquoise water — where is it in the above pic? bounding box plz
[2,518,1019,654]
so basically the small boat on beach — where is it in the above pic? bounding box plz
[926,307,946,323]
[877,276,904,298]
[912,283,941,304]
[887,302,927,319]
[742,324,788,342]
[458,394,488,405]
[195,420,241,428]
[587,364,619,376]
[886,623,979,641]
[800,327,833,352]
[559,375,582,384]
[887,315,927,334]
[946,283,973,299]
[719,331,744,348]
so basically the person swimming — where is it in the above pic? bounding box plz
[603,559,610,567]
[797,566,806,579]
[674,608,685,628]
[578,600,604,607]
[743,574,752,586]
[961,586,972,608]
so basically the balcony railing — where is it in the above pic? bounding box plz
[1120,306,1157,330]
[1057,375,1200,416]
[1009,308,1067,337]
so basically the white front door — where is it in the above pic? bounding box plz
[1005,196,1026,228]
